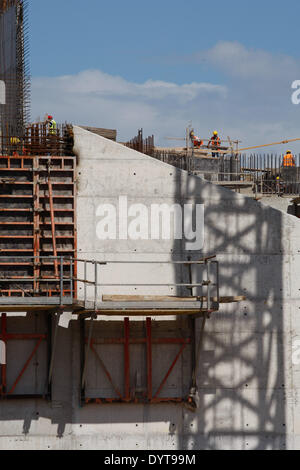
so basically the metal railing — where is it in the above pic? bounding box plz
[191,169,300,195]
[76,256,219,311]
[0,123,74,157]
[0,256,73,304]
[0,256,220,311]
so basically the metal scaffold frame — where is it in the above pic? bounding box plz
[0,154,77,298]
[0,0,31,146]
[0,312,53,399]
[80,317,192,405]
[0,255,224,404]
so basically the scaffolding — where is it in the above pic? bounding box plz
[0,146,248,406]
[0,0,31,148]
[0,153,77,298]
[0,253,224,404]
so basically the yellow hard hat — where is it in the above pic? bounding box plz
[213,131,218,136]
[286,150,292,154]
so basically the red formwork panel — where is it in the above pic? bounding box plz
[81,317,192,405]
[0,155,77,298]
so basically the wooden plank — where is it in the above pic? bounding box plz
[103,295,198,302]
[102,295,246,303]
[80,126,117,142]
[214,181,253,187]
[76,309,210,317]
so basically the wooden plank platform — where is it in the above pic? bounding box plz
[102,295,246,303]
[0,296,245,316]
[215,181,253,187]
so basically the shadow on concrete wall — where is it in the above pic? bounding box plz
[173,171,286,450]
[0,161,286,450]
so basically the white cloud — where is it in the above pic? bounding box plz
[31,42,300,153]
[195,41,299,81]
[31,70,227,143]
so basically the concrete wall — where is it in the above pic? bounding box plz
[1,126,300,450]
[238,188,297,215]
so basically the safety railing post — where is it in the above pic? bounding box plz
[206,260,211,311]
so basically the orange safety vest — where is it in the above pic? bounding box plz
[283,154,295,167]
[193,137,203,148]
[210,136,221,148]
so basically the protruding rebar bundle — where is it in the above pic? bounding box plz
[0,0,31,153]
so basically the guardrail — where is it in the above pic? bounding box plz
[77,256,219,311]
[192,170,300,195]
[0,256,219,311]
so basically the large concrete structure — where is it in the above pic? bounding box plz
[0,127,300,450]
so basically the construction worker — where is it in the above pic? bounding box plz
[283,150,296,167]
[46,115,57,136]
[190,131,203,149]
[9,137,21,156]
[46,115,57,155]
[208,131,221,158]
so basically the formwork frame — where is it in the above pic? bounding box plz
[0,151,76,399]
[80,317,192,405]
[0,312,53,399]
[78,257,220,406]
[0,154,77,298]
[0,252,221,403]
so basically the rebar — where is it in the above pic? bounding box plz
[0,1,31,153]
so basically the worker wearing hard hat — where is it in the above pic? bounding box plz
[208,131,221,157]
[46,115,57,135]
[46,115,57,155]
[283,150,296,167]
[190,130,203,149]
[9,137,21,156]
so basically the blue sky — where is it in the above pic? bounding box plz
[29,0,300,150]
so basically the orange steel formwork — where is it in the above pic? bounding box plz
[0,313,50,399]
[0,153,77,399]
[81,317,192,405]
[0,154,77,298]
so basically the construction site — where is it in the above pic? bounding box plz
[0,0,300,451]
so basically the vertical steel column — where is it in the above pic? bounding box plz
[72,157,78,299]
[191,312,207,392]
[33,156,40,294]
[215,261,220,306]
[206,260,211,311]
[47,170,59,278]
[94,262,98,310]
[124,318,130,401]
[80,318,85,405]
[0,313,7,395]
[146,317,152,401]
[81,316,95,390]
[70,257,73,302]
[46,312,52,399]
[60,257,63,304]
[84,260,87,306]
[48,312,61,386]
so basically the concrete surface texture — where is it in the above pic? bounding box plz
[238,189,296,215]
[1,126,300,450]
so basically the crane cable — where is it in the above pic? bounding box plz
[235,138,300,154]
